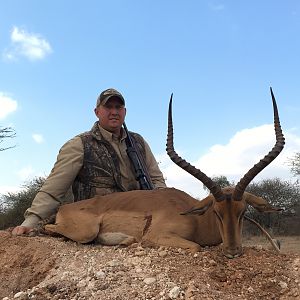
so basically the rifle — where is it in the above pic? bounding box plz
[123,122,154,190]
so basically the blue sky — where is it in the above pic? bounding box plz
[0,1,299,198]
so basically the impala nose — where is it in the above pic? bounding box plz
[224,246,243,259]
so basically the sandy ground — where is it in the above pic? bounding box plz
[0,231,299,300]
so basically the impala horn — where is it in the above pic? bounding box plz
[232,87,285,201]
[166,88,285,202]
[166,93,226,202]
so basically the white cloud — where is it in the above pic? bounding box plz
[3,26,52,61]
[0,92,18,119]
[0,185,22,195]
[17,165,35,181]
[32,133,44,144]
[159,124,299,199]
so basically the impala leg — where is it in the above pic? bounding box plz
[45,213,100,244]
[145,233,202,253]
[96,232,137,246]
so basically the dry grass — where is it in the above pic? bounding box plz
[243,235,300,255]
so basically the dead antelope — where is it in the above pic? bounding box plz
[46,88,284,258]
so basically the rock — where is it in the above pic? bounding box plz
[168,286,181,299]
[143,277,156,285]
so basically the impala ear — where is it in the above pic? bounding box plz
[181,195,213,216]
[253,203,283,213]
[244,192,283,213]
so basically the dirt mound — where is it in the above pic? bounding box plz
[0,230,299,300]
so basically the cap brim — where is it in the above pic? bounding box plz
[101,95,125,106]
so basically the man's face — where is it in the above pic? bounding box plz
[94,97,126,135]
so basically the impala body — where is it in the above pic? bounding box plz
[46,186,279,258]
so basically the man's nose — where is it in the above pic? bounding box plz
[109,107,119,114]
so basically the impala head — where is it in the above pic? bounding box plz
[166,88,285,258]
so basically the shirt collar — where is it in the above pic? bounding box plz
[97,123,127,142]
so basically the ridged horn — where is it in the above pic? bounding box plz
[166,93,226,202]
[232,87,285,201]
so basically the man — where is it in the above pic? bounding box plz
[12,88,166,235]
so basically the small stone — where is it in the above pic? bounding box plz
[208,259,217,266]
[168,286,181,299]
[14,291,28,299]
[143,277,156,285]
[108,259,120,267]
[77,279,87,288]
[143,257,152,265]
[158,250,168,257]
[95,271,106,279]
[135,250,146,256]
[278,281,288,289]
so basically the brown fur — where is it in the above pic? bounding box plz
[45,187,280,257]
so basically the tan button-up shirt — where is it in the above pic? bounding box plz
[22,125,166,228]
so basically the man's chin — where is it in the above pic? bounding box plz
[108,123,121,129]
[106,124,122,134]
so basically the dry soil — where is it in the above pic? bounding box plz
[0,231,299,300]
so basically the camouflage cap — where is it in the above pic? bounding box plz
[96,88,125,107]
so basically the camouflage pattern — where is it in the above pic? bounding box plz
[72,122,147,201]
[96,88,125,107]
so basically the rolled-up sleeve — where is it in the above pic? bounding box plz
[22,136,84,227]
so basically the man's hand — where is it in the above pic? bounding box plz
[12,226,33,236]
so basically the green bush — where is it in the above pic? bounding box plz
[0,177,45,229]
[245,178,300,235]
